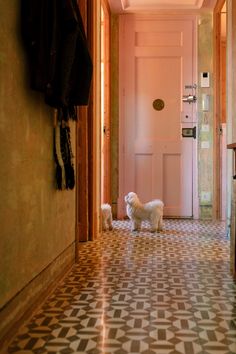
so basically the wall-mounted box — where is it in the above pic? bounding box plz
[200,72,210,87]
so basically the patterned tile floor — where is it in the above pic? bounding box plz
[6,219,236,354]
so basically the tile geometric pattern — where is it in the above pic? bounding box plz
[7,219,236,354]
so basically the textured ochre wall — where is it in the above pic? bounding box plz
[0,1,76,309]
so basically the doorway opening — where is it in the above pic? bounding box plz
[118,15,197,218]
[100,2,111,205]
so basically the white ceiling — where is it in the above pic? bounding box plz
[108,0,216,13]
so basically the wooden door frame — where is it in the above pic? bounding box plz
[101,0,111,205]
[76,0,89,249]
[87,0,101,239]
[213,0,226,220]
[76,0,101,248]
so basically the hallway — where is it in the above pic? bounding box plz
[6,219,236,354]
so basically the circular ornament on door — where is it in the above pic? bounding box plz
[153,99,165,111]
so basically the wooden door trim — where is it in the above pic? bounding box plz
[87,0,101,240]
[213,0,226,220]
[101,0,111,205]
[76,0,101,244]
[76,0,89,250]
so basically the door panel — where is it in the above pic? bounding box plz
[135,56,181,140]
[135,154,153,203]
[119,15,197,218]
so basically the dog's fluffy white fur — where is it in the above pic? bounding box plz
[125,192,164,232]
[101,203,113,231]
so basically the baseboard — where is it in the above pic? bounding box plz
[0,242,75,351]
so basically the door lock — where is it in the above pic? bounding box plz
[182,126,196,139]
[182,94,197,103]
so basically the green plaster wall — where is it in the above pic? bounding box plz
[198,13,214,219]
[0,2,76,309]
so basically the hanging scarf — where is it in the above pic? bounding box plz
[60,120,75,189]
[54,114,75,190]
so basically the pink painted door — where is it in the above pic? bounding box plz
[119,15,197,218]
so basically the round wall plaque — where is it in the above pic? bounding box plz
[153,99,165,111]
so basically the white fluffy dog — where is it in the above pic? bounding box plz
[125,192,164,232]
[101,203,113,231]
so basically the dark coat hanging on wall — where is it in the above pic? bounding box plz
[21,0,93,116]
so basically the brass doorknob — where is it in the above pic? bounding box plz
[153,99,165,111]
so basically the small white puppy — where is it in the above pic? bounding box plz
[101,203,113,231]
[125,192,164,232]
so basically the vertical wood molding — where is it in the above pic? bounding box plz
[87,0,101,240]
[76,0,89,246]
[213,0,226,220]
[101,0,111,205]
[76,0,102,243]
[111,14,120,218]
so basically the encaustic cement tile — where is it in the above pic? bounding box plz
[7,219,236,354]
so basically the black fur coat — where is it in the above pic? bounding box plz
[21,0,93,111]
